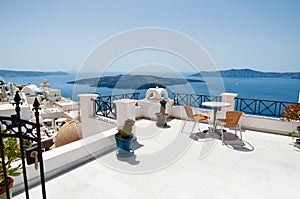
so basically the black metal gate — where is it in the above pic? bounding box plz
[0,92,46,199]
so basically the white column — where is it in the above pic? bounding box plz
[78,94,99,137]
[113,99,136,129]
[220,93,238,119]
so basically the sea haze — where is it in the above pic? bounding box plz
[2,71,300,102]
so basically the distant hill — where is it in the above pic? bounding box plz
[0,69,68,77]
[191,69,300,79]
[67,74,203,89]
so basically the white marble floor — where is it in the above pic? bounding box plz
[14,119,300,199]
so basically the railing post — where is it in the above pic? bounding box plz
[274,101,278,117]
[14,92,30,199]
[32,98,47,199]
[0,135,10,199]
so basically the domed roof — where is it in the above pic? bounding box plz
[40,79,51,88]
[54,120,82,148]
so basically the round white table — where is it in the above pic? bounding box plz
[202,102,231,133]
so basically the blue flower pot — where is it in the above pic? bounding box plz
[115,134,133,152]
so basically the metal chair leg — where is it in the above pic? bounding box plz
[197,121,201,132]
[221,125,225,145]
[181,119,187,133]
[239,125,244,146]
[191,121,196,133]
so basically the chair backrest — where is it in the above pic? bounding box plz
[225,111,243,126]
[184,104,194,119]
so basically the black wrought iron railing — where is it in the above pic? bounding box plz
[172,92,222,108]
[0,92,46,199]
[94,92,140,118]
[173,92,298,118]
[234,97,296,118]
[94,92,297,118]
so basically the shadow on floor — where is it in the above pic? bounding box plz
[131,140,144,150]
[115,140,144,165]
[190,130,254,152]
[290,139,300,152]
[116,150,140,165]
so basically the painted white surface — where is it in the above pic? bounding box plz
[0,103,31,120]
[136,99,173,120]
[113,99,136,128]
[13,124,116,194]
[54,100,79,111]
[12,93,299,197]
[14,119,300,199]
[80,93,298,138]
[240,114,299,135]
[220,92,238,119]
[78,94,99,137]
[145,87,168,100]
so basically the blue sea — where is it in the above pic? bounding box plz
[3,72,300,103]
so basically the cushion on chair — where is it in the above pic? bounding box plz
[193,114,208,121]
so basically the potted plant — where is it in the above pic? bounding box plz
[0,137,23,199]
[155,99,168,127]
[282,103,300,143]
[287,126,300,140]
[115,119,135,153]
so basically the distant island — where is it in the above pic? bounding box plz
[0,69,68,77]
[67,74,204,89]
[191,69,300,79]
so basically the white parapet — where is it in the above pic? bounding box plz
[220,92,238,119]
[78,93,99,137]
[136,99,173,120]
[240,114,299,135]
[13,127,116,194]
[0,103,31,120]
[113,99,136,129]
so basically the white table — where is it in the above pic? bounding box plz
[202,102,231,134]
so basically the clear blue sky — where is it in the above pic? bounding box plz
[0,0,299,72]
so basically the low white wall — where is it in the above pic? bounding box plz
[80,93,298,138]
[0,104,31,120]
[13,93,118,195]
[135,99,173,120]
[240,115,299,136]
[40,110,64,120]
[167,105,298,136]
[13,129,116,195]
[54,101,78,112]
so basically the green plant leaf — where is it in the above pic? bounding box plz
[0,137,31,182]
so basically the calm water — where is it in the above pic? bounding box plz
[4,72,300,103]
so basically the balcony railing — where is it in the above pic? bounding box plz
[173,92,298,118]
[234,97,296,118]
[172,92,221,108]
[94,92,140,118]
[94,92,297,119]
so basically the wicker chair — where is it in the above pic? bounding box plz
[181,104,209,134]
[219,111,243,145]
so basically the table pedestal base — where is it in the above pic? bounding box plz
[203,128,226,134]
